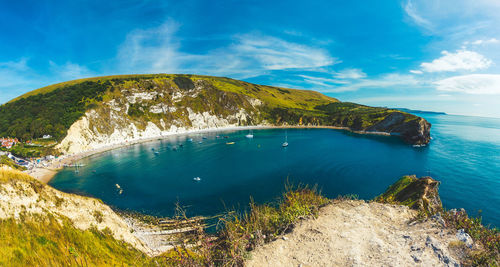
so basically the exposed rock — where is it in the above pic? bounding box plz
[456,229,474,248]
[0,169,151,255]
[247,201,464,267]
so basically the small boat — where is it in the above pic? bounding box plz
[188,138,193,142]
[151,148,155,151]
[226,142,235,145]
[179,144,184,147]
[216,135,220,138]
[193,177,201,181]
[154,151,160,155]
[246,130,254,138]
[202,136,207,139]
[282,131,289,147]
[198,141,203,144]
[172,146,178,151]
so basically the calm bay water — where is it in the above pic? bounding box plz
[50,113,500,226]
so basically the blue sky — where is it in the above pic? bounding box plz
[1,0,500,117]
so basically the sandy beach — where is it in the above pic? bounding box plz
[26,125,394,183]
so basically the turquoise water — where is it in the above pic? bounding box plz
[50,114,500,227]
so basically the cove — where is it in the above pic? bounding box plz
[49,113,500,227]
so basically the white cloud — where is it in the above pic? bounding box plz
[49,61,94,81]
[323,73,423,93]
[410,70,423,74]
[332,68,366,79]
[117,21,335,78]
[297,75,349,87]
[420,50,492,72]
[471,38,499,45]
[435,74,500,94]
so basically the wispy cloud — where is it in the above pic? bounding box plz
[420,49,492,73]
[49,61,94,81]
[321,73,424,93]
[403,0,433,31]
[118,20,182,74]
[435,74,500,94]
[332,68,366,79]
[117,21,336,78]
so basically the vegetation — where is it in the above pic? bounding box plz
[0,80,110,141]
[0,74,422,147]
[443,210,500,266]
[376,175,499,266]
[0,155,25,170]
[0,216,171,266]
[375,175,442,216]
[6,143,58,158]
[168,184,330,266]
[0,170,497,266]
[0,169,330,266]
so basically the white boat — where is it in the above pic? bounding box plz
[282,131,289,147]
[193,177,201,181]
[245,130,254,138]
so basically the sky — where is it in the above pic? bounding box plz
[1,0,500,118]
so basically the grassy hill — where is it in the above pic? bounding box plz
[0,74,430,148]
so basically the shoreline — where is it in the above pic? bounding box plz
[27,125,394,183]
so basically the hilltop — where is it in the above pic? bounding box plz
[0,74,430,156]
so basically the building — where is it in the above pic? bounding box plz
[0,138,19,149]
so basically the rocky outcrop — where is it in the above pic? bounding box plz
[376,175,442,215]
[247,200,462,266]
[367,113,431,145]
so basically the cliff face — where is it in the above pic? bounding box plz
[0,74,431,154]
[0,169,150,254]
[56,79,263,154]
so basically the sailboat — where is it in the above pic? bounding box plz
[282,131,289,147]
[245,130,254,138]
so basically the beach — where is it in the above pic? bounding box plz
[27,124,394,183]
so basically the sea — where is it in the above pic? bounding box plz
[49,113,500,227]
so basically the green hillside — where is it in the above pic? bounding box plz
[0,74,430,146]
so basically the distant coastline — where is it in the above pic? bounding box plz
[394,108,447,115]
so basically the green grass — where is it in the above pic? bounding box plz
[1,74,423,154]
[185,184,330,266]
[375,175,418,205]
[0,155,25,171]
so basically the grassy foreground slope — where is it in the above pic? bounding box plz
[0,74,430,146]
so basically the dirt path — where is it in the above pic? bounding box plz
[247,200,462,266]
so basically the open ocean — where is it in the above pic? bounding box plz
[50,113,500,227]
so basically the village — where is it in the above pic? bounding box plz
[0,135,60,171]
